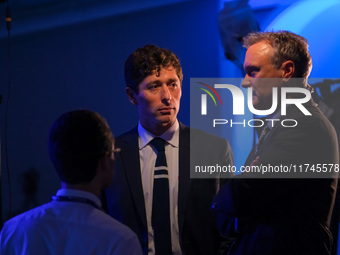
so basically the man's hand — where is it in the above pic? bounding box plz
[250,156,260,167]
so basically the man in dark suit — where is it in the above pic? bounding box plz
[213,31,339,255]
[105,45,233,255]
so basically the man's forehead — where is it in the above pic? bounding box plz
[142,67,180,82]
[152,66,175,74]
[244,42,273,67]
[247,41,272,56]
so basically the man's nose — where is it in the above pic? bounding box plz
[242,76,252,88]
[161,85,172,103]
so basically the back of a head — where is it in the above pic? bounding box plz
[124,44,183,93]
[48,110,113,185]
[243,30,312,79]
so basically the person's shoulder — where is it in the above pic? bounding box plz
[288,102,336,134]
[180,122,230,145]
[116,126,138,139]
[0,205,52,255]
[2,203,52,233]
[288,100,329,122]
[94,210,137,236]
[179,123,233,164]
[115,126,138,145]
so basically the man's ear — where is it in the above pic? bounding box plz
[97,153,114,188]
[126,87,138,105]
[281,60,295,79]
[97,155,107,173]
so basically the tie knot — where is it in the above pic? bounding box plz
[150,137,166,152]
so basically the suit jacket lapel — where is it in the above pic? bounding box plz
[121,128,147,229]
[245,101,314,165]
[178,123,191,236]
[245,146,256,166]
[245,123,278,165]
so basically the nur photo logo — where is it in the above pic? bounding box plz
[193,78,313,129]
[197,82,222,115]
[196,81,312,116]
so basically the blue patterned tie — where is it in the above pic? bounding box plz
[150,137,172,255]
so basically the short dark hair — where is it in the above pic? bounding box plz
[124,44,183,93]
[243,30,312,79]
[48,110,113,184]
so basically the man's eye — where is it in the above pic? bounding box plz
[248,70,257,77]
[169,83,178,88]
[148,85,159,90]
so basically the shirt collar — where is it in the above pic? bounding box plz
[138,120,179,149]
[56,188,102,208]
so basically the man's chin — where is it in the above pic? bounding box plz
[158,116,176,126]
[252,98,271,111]
[252,99,260,109]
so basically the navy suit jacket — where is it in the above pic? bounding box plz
[213,101,339,255]
[106,122,233,254]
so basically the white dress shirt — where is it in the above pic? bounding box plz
[0,188,142,255]
[138,120,181,255]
